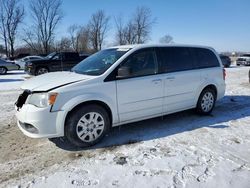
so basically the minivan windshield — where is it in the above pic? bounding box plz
[72,48,130,75]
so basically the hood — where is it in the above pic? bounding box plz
[21,71,93,91]
[28,59,50,64]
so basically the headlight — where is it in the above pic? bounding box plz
[27,93,58,108]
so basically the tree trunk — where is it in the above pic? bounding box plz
[4,38,8,57]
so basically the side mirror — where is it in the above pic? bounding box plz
[117,66,132,78]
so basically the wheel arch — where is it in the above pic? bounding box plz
[201,84,217,98]
[0,66,8,70]
[0,66,8,74]
[65,100,113,126]
[195,84,218,106]
[35,66,50,74]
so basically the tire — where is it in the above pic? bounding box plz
[196,88,216,115]
[65,104,110,147]
[0,67,7,75]
[35,67,49,75]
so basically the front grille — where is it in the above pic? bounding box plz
[15,90,31,110]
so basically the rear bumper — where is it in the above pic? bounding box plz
[217,83,226,100]
[15,104,65,138]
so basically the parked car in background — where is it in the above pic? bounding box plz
[219,54,231,67]
[9,53,30,61]
[80,53,90,60]
[0,58,20,75]
[236,54,250,66]
[25,52,89,75]
[15,44,226,147]
[15,56,44,69]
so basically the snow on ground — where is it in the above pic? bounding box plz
[0,66,250,188]
[0,71,27,91]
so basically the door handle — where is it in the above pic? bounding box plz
[166,76,175,80]
[152,79,162,82]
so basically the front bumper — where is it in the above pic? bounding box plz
[15,104,65,138]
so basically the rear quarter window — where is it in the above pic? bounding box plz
[194,48,220,68]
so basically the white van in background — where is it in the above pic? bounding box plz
[15,44,226,147]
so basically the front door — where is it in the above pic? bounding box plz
[116,48,164,122]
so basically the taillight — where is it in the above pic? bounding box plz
[223,68,226,80]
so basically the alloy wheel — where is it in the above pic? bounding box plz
[0,67,7,74]
[201,92,214,112]
[37,68,48,75]
[76,112,105,142]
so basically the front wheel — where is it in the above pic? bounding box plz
[65,104,110,147]
[196,88,216,115]
[0,67,7,75]
[36,67,49,75]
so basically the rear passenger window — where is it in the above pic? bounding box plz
[195,48,219,68]
[159,47,194,73]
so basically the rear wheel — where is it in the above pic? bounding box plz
[65,104,110,147]
[36,67,49,75]
[196,88,216,115]
[0,67,7,75]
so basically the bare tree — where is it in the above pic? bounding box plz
[114,15,127,45]
[88,10,110,51]
[0,3,8,57]
[68,24,80,52]
[159,35,174,44]
[124,21,137,44]
[23,30,42,54]
[0,44,5,56]
[132,6,155,44]
[55,37,71,51]
[77,26,91,52]
[0,0,24,57]
[67,24,91,52]
[114,6,155,45]
[29,0,63,54]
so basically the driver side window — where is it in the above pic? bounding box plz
[122,49,158,78]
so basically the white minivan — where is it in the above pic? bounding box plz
[15,44,226,147]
